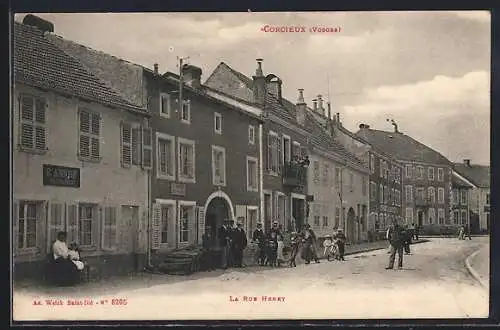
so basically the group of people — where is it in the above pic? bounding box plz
[385,222,417,270]
[49,231,86,286]
[322,229,347,261]
[458,226,472,240]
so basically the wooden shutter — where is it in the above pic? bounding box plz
[66,203,78,245]
[121,122,132,167]
[151,203,161,250]
[79,110,90,158]
[13,201,19,257]
[102,206,117,250]
[34,97,47,151]
[39,201,48,252]
[197,206,205,244]
[188,206,197,244]
[267,133,271,171]
[167,205,177,247]
[47,202,64,253]
[132,126,141,165]
[277,136,282,174]
[90,113,101,159]
[141,127,153,169]
[20,95,34,149]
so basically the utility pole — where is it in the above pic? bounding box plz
[177,56,190,117]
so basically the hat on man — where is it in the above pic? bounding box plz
[237,222,243,227]
[256,223,262,227]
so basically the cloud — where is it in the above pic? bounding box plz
[452,11,491,23]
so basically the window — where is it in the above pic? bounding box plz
[160,93,171,118]
[313,161,320,184]
[334,167,341,188]
[282,135,291,164]
[461,210,467,225]
[370,182,376,202]
[335,207,340,228]
[374,214,379,231]
[102,206,117,250]
[438,208,445,224]
[267,131,279,174]
[19,94,47,152]
[405,164,413,178]
[179,204,194,243]
[416,187,424,203]
[349,172,354,192]
[178,138,196,183]
[379,184,384,204]
[246,156,258,192]
[362,177,367,196]
[437,188,445,204]
[322,163,330,186]
[212,145,226,186]
[161,205,173,244]
[78,204,96,246]
[428,167,435,181]
[292,142,301,159]
[78,109,101,161]
[437,168,444,181]
[180,100,191,124]
[156,133,175,180]
[460,190,467,205]
[391,188,396,205]
[322,216,328,227]
[396,190,401,206]
[405,185,413,203]
[121,122,151,168]
[428,208,435,224]
[416,166,424,180]
[428,187,435,204]
[453,210,460,224]
[17,201,40,249]
[380,160,385,178]
[248,125,255,145]
[370,154,375,174]
[247,208,258,236]
[453,189,459,205]
[214,112,222,134]
[276,194,286,226]
[384,185,389,204]
[313,204,320,226]
[486,193,490,205]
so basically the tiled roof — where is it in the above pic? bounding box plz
[13,22,146,113]
[355,128,452,166]
[453,163,490,188]
[451,172,475,188]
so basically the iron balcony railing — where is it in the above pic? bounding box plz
[282,161,308,188]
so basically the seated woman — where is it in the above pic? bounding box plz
[52,231,81,286]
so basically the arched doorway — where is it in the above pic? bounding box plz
[205,197,231,248]
[346,207,356,243]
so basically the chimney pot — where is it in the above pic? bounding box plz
[255,58,263,76]
[312,99,318,110]
[22,14,54,33]
[464,159,471,167]
[327,102,332,119]
[359,124,365,129]
[297,89,305,104]
[181,64,203,89]
[153,63,159,74]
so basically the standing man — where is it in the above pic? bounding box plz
[386,222,404,270]
[270,221,281,237]
[334,228,346,261]
[232,222,248,267]
[218,220,231,269]
[402,225,411,255]
[252,223,265,265]
[305,224,320,263]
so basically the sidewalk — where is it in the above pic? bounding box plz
[15,239,429,297]
[466,244,489,290]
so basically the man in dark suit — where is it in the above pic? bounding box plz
[386,222,404,270]
[232,222,248,267]
[252,223,265,265]
[218,220,231,269]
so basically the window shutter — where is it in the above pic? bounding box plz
[39,201,48,252]
[197,206,205,244]
[277,136,282,173]
[34,98,47,150]
[13,201,19,257]
[151,203,161,250]
[66,203,78,245]
[47,202,64,253]
[132,126,141,165]
[20,95,34,149]
[168,205,177,247]
[188,206,197,244]
[121,122,132,167]
[267,134,271,171]
[141,127,153,169]
[102,206,117,250]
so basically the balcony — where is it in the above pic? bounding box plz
[282,161,308,188]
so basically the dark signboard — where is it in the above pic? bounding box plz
[43,164,80,188]
[170,183,186,196]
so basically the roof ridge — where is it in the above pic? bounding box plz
[44,34,145,110]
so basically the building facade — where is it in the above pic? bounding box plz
[451,170,476,233]
[357,122,453,234]
[453,160,490,233]
[147,66,264,257]
[13,20,150,280]
[206,60,310,234]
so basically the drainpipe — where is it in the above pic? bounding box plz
[259,123,264,225]
[146,168,152,268]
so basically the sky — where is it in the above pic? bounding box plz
[14,11,491,165]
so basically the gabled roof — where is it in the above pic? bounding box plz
[205,62,366,170]
[13,22,147,113]
[355,128,452,166]
[452,171,476,188]
[453,162,490,188]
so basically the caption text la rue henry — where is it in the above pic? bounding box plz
[229,295,286,302]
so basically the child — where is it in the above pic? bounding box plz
[323,235,333,257]
[267,232,278,267]
[289,232,299,267]
[276,235,285,267]
[68,243,85,271]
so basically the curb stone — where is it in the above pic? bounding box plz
[465,247,488,290]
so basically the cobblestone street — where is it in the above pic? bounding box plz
[13,237,489,320]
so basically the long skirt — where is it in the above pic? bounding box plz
[301,244,312,262]
[52,258,80,286]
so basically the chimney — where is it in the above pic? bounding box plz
[312,99,318,111]
[181,64,202,89]
[296,89,307,125]
[153,63,159,75]
[252,59,266,105]
[390,119,399,133]
[317,95,324,116]
[266,75,283,103]
[22,14,54,33]
[359,123,370,130]
[464,159,471,167]
[327,102,332,120]
[336,112,341,127]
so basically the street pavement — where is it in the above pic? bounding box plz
[467,243,489,290]
[13,237,489,321]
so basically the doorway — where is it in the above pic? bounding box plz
[264,193,272,232]
[347,207,356,243]
[205,197,230,248]
[417,210,423,227]
[121,205,139,270]
[292,198,305,231]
